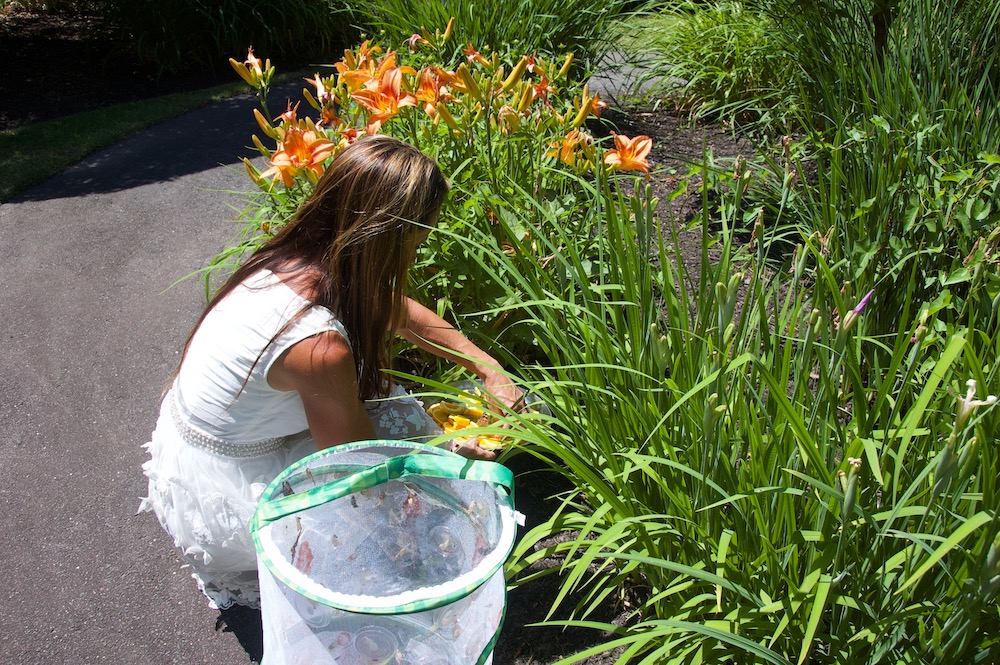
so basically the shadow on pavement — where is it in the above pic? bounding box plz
[217,605,265,663]
[11,81,304,204]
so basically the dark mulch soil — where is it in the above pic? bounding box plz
[3,7,754,664]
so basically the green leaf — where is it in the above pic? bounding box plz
[860,437,885,485]
[870,115,890,132]
[896,511,992,594]
[639,619,791,665]
[798,575,832,665]
[943,267,972,286]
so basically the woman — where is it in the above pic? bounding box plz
[139,136,520,610]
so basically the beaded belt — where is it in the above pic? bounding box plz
[170,394,304,458]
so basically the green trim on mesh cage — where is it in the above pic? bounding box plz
[251,445,513,532]
[251,440,518,615]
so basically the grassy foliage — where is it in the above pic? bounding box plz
[348,0,637,66]
[758,0,1000,331]
[490,169,1000,662]
[645,0,1000,333]
[102,0,354,74]
[642,2,799,126]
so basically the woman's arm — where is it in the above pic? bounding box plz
[397,298,522,410]
[267,330,377,449]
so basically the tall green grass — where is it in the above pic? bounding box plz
[348,0,638,66]
[760,0,1000,328]
[438,164,1000,662]
[644,0,1000,334]
[641,1,799,127]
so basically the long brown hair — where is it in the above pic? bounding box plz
[177,135,449,400]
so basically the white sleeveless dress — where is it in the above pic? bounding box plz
[139,269,441,609]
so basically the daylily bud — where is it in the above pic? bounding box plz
[456,64,483,101]
[569,85,594,128]
[557,53,574,79]
[933,439,957,496]
[703,393,721,431]
[442,16,455,42]
[723,322,736,346]
[435,102,460,130]
[956,436,980,482]
[251,134,269,156]
[229,58,257,87]
[516,83,534,112]
[302,87,320,111]
[715,280,725,299]
[254,108,280,140]
[243,157,260,183]
[499,57,528,94]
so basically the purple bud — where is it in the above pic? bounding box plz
[852,289,875,315]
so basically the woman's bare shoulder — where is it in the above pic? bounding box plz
[267,329,354,392]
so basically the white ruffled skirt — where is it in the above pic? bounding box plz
[138,387,442,609]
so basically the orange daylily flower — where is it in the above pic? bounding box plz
[548,129,593,167]
[260,123,337,187]
[533,74,555,105]
[592,93,609,118]
[415,67,448,118]
[340,40,381,72]
[320,106,340,126]
[604,132,653,174]
[408,33,430,52]
[435,68,466,94]
[335,40,385,92]
[463,44,490,66]
[351,67,417,134]
[335,63,374,92]
[366,52,413,87]
[336,126,361,150]
[245,48,263,78]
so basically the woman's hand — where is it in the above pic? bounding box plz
[447,436,498,461]
[482,372,525,416]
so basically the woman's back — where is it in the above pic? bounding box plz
[174,269,347,443]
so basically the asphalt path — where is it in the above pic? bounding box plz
[0,82,313,663]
